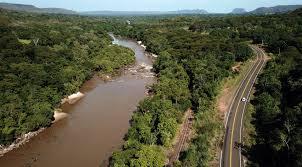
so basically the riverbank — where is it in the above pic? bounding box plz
[0,128,45,157]
[0,34,138,158]
[0,34,156,167]
[111,35,158,60]
[137,41,158,59]
[0,91,87,157]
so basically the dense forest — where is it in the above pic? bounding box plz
[246,9,302,167]
[0,9,135,145]
[1,5,301,167]
[109,14,254,166]
[109,9,302,167]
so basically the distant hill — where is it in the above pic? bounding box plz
[80,11,162,16]
[250,5,302,14]
[0,2,77,14]
[231,8,247,14]
[80,9,208,16]
[0,3,40,12]
[174,9,208,14]
[1,2,301,16]
[290,7,302,16]
[41,8,77,14]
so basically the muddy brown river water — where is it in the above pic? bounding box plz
[0,35,154,167]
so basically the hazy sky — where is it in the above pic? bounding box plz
[2,0,302,12]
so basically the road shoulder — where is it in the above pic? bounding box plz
[216,55,257,166]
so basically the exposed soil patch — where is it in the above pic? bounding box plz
[218,87,235,116]
[232,62,243,73]
[218,62,245,117]
[217,59,255,121]
[210,59,256,166]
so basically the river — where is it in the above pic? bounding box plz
[0,35,154,167]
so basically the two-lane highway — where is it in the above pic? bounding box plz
[221,45,267,167]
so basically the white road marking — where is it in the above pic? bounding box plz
[221,45,260,167]
[238,46,266,167]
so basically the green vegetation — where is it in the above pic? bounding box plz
[110,8,302,166]
[108,15,254,166]
[1,5,301,167]
[0,10,135,145]
[246,9,302,167]
[110,52,191,166]
[243,103,256,147]
[18,39,31,45]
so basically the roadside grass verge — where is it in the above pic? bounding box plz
[208,56,256,166]
[221,58,255,95]
[243,101,256,147]
[216,57,255,121]
[200,103,224,167]
[180,57,256,167]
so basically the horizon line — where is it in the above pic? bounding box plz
[1,2,302,13]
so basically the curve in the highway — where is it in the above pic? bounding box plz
[221,45,267,167]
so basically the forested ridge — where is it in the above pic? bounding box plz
[0,9,135,145]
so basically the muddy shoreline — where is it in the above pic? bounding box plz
[0,91,86,157]
[0,34,156,167]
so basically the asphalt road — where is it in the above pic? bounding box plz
[221,45,267,167]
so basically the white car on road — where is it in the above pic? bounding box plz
[242,97,247,102]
